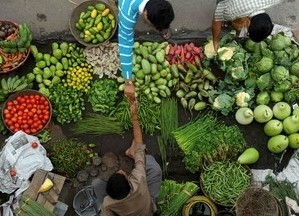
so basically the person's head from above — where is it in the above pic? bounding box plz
[106,170,130,200]
[248,13,274,43]
[143,0,175,38]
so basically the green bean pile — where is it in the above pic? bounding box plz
[201,161,251,206]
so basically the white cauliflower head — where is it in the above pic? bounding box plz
[217,47,235,61]
[235,92,250,107]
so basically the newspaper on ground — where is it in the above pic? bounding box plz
[0,130,53,216]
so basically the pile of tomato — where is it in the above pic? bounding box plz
[3,93,51,134]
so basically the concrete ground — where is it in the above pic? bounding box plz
[0,0,298,40]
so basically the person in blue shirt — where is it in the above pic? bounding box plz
[118,0,175,97]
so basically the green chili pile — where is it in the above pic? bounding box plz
[201,161,251,206]
[49,83,85,124]
[110,93,160,135]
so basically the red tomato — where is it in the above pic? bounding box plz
[30,128,37,134]
[44,114,50,121]
[34,94,41,100]
[25,129,31,134]
[20,98,26,103]
[12,100,18,105]
[9,169,16,177]
[5,113,11,119]
[3,109,9,114]
[28,112,34,117]
[16,96,22,102]
[11,117,17,123]
[28,119,33,125]
[31,142,38,149]
[7,101,13,106]
[40,96,46,102]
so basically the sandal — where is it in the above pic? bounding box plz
[161,28,171,40]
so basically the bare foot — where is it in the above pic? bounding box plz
[125,145,135,159]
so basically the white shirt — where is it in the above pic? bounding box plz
[215,0,281,21]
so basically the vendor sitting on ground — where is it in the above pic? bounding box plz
[92,91,162,216]
[212,0,282,50]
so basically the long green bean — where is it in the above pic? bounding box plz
[201,161,251,206]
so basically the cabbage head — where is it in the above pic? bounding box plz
[256,91,270,105]
[271,66,289,82]
[256,73,272,91]
[256,56,274,73]
[270,33,292,51]
[274,80,292,92]
[290,62,299,76]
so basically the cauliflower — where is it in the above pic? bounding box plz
[217,47,235,61]
[235,92,250,107]
[213,97,220,109]
[204,40,216,59]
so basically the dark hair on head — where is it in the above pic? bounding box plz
[106,173,130,200]
[248,13,274,42]
[145,0,175,31]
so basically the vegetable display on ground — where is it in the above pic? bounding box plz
[200,161,251,206]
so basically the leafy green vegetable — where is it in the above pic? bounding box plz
[271,65,289,82]
[88,79,119,114]
[256,56,274,74]
[256,73,272,91]
[256,91,271,105]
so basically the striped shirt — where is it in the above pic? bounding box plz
[215,0,281,21]
[118,0,148,79]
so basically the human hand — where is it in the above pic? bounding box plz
[213,40,219,52]
[130,100,138,116]
[124,80,135,102]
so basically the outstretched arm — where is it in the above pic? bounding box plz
[212,15,223,51]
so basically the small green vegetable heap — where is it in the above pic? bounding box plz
[29,42,87,96]
[244,33,299,105]
[158,97,179,175]
[75,3,116,44]
[72,113,124,136]
[64,63,93,92]
[88,79,118,113]
[118,41,174,104]
[49,83,85,124]
[156,179,199,216]
[204,32,255,116]
[201,161,251,206]
[49,138,93,178]
[110,93,160,135]
[16,195,54,216]
[173,113,246,173]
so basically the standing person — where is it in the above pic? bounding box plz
[119,0,175,98]
[212,0,281,50]
[92,91,162,216]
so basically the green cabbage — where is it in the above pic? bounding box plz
[290,62,299,76]
[271,66,289,82]
[256,56,274,73]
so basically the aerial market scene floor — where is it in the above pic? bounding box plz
[1,1,299,216]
